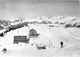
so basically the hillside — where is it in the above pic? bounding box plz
[0,16,80,57]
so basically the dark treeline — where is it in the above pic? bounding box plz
[7,22,28,31]
[65,23,80,28]
[0,22,28,37]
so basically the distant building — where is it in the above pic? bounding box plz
[29,29,39,38]
[13,36,29,44]
[36,44,46,50]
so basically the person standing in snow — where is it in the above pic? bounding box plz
[60,41,64,48]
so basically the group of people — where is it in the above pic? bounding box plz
[2,48,7,53]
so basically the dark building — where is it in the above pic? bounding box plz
[36,44,46,50]
[29,29,39,38]
[13,36,29,44]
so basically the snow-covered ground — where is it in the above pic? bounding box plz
[0,16,80,57]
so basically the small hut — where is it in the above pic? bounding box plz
[36,44,46,50]
[29,29,39,38]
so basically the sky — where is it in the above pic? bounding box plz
[0,0,80,20]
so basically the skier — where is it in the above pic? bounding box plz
[60,41,64,48]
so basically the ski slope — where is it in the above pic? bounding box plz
[0,16,80,57]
